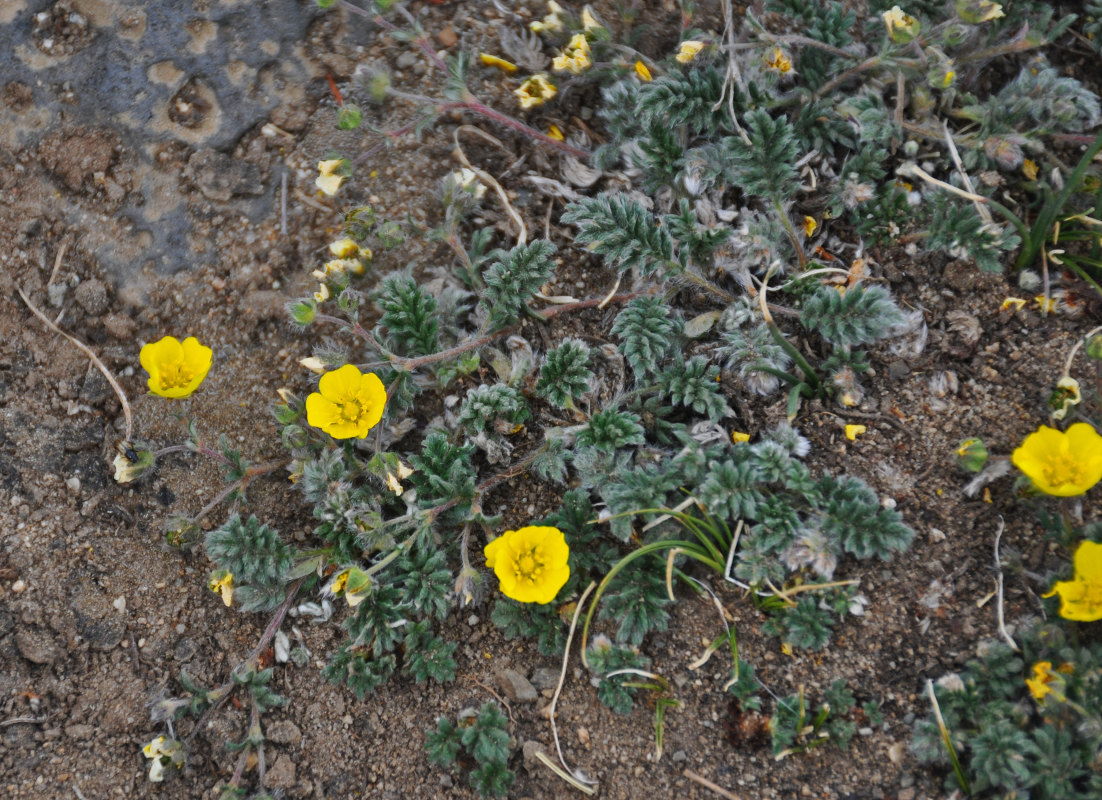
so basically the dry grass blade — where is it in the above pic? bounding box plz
[544,580,598,794]
[453,125,527,246]
[17,286,133,439]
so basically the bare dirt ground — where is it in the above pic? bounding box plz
[2,2,1100,799]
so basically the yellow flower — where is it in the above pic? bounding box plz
[882,6,921,44]
[676,40,706,64]
[764,47,793,74]
[845,424,867,441]
[1025,661,1063,701]
[142,736,184,782]
[306,364,387,440]
[323,257,365,277]
[316,159,345,196]
[515,73,557,109]
[1035,294,1056,313]
[552,34,592,74]
[803,215,818,237]
[1023,159,1039,180]
[327,567,371,607]
[530,0,566,34]
[1012,423,1102,497]
[1000,296,1027,311]
[634,60,653,82]
[484,525,570,604]
[1044,540,1102,621]
[314,283,330,303]
[731,431,751,444]
[479,53,518,74]
[207,570,234,607]
[547,124,564,141]
[140,336,213,399]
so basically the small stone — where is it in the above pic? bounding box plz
[521,739,547,770]
[887,360,910,380]
[12,579,26,593]
[900,773,915,788]
[102,312,137,340]
[898,788,916,800]
[66,477,81,495]
[529,667,559,692]
[266,753,296,789]
[671,750,687,763]
[74,279,109,315]
[186,148,263,202]
[436,25,458,47]
[112,596,126,613]
[887,741,906,764]
[497,668,538,703]
[15,628,63,664]
[396,52,417,69]
[267,720,303,746]
[65,723,95,740]
[576,727,590,745]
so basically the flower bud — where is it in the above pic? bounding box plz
[289,299,317,325]
[337,103,362,130]
[113,440,154,484]
[1049,376,1081,421]
[1085,333,1102,361]
[955,437,988,472]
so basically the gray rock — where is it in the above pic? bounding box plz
[74,279,109,315]
[186,148,264,202]
[15,628,63,665]
[497,668,538,703]
[65,723,95,740]
[266,753,297,789]
[529,667,559,692]
[267,720,303,746]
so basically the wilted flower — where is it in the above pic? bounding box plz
[327,566,371,607]
[1050,376,1082,421]
[764,47,792,74]
[1045,540,1102,621]
[484,525,570,604]
[142,735,185,782]
[315,159,345,196]
[140,336,212,399]
[675,40,706,64]
[113,440,154,483]
[305,364,387,440]
[207,570,234,607]
[546,124,564,141]
[956,0,1004,24]
[581,5,602,32]
[530,1,566,34]
[514,73,557,109]
[552,34,592,74]
[1011,423,1102,496]
[882,6,921,44]
[329,238,372,262]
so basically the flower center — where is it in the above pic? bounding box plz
[160,361,194,390]
[512,547,544,584]
[338,399,369,424]
[1081,578,1102,610]
[1042,454,1083,490]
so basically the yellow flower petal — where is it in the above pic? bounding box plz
[547,124,564,141]
[1045,541,1102,621]
[634,60,652,81]
[731,431,751,444]
[514,74,557,109]
[845,424,867,441]
[1023,159,1038,180]
[676,40,705,64]
[140,335,213,399]
[1000,297,1027,311]
[315,174,343,196]
[479,53,518,73]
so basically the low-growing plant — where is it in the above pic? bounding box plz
[426,702,515,798]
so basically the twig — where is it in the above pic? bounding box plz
[684,769,744,800]
[453,125,527,246]
[941,121,992,224]
[545,581,598,792]
[18,286,133,439]
[48,236,71,286]
[993,517,1019,652]
[1,716,48,726]
[280,170,288,236]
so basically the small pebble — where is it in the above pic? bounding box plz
[12,579,26,593]
[113,596,126,613]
